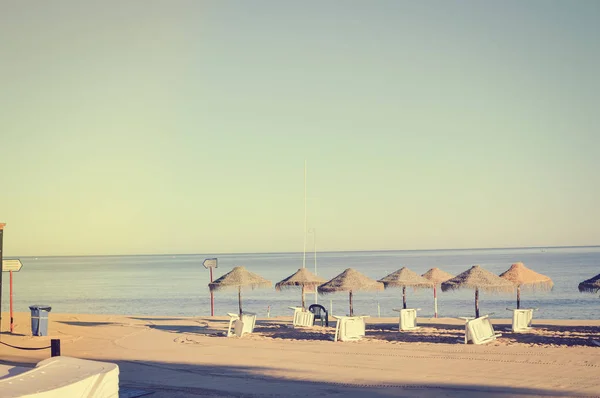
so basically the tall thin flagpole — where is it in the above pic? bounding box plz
[314,228,318,304]
[302,160,307,269]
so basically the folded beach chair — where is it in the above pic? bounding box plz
[288,306,315,327]
[332,315,369,342]
[227,312,257,337]
[507,308,536,332]
[392,308,420,331]
[464,315,502,345]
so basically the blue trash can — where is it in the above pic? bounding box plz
[29,305,52,336]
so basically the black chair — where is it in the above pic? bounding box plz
[309,304,329,327]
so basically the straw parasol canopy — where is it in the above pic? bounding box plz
[499,262,554,309]
[276,268,326,309]
[422,268,454,285]
[422,268,454,318]
[378,267,432,310]
[578,273,600,295]
[318,268,384,316]
[441,265,514,318]
[208,266,272,316]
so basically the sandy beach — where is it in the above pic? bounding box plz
[1,312,599,397]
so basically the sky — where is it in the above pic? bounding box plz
[1,1,599,256]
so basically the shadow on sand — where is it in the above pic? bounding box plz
[0,357,587,397]
[56,321,119,327]
[365,321,600,347]
[56,318,600,347]
[128,317,230,323]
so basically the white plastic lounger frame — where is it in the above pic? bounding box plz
[464,315,502,345]
[392,308,421,331]
[332,315,369,342]
[288,307,315,328]
[507,308,536,332]
[227,312,257,337]
[0,356,119,398]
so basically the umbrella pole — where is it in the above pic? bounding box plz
[238,286,243,317]
[475,288,479,318]
[403,286,407,309]
[433,285,438,318]
[517,285,521,309]
[349,290,353,316]
[301,285,305,309]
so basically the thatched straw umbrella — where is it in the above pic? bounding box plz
[578,273,600,295]
[276,268,326,309]
[441,265,514,318]
[499,262,553,309]
[378,267,432,310]
[318,268,384,316]
[208,266,272,316]
[422,268,454,318]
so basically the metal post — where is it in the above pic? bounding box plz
[51,339,61,357]
[209,267,214,316]
[302,160,307,269]
[238,286,243,317]
[349,290,353,316]
[313,228,317,304]
[10,270,14,333]
[434,285,438,318]
[475,288,480,318]
[0,223,4,335]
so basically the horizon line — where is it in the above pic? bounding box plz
[7,244,599,259]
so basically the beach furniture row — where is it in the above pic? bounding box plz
[226,306,538,344]
[210,264,598,344]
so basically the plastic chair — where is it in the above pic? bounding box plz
[309,304,329,327]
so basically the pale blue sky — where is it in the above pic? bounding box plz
[1,1,599,256]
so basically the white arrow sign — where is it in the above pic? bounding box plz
[2,259,23,272]
[203,258,218,269]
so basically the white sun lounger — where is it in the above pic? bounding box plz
[0,356,119,398]
[332,315,369,342]
[392,308,421,331]
[507,308,536,332]
[227,312,257,337]
[464,315,502,345]
[288,307,315,328]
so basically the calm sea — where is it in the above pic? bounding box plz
[2,247,599,320]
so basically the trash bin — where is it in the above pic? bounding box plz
[29,305,52,336]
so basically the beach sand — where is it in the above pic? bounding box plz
[1,312,599,397]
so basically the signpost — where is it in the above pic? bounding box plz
[203,258,218,316]
[2,259,23,272]
[2,259,23,333]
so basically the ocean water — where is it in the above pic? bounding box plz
[2,247,599,320]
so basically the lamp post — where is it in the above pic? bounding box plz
[308,228,317,304]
